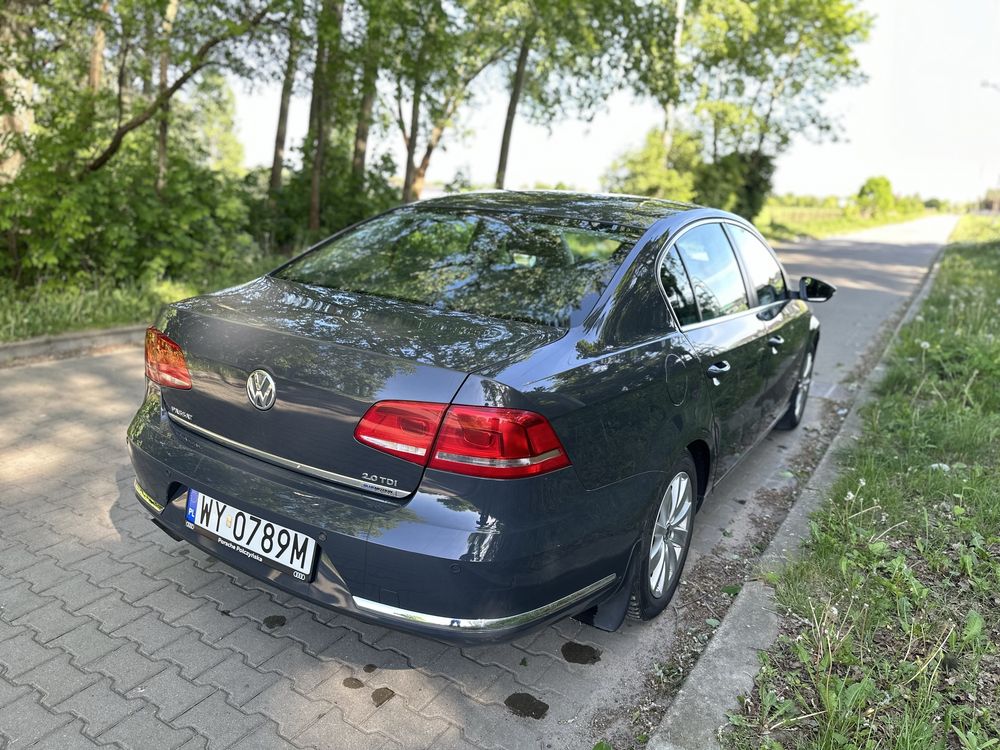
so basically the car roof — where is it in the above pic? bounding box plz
[414,190,701,232]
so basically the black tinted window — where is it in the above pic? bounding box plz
[728,225,786,305]
[674,224,749,321]
[660,247,699,326]
[276,209,639,328]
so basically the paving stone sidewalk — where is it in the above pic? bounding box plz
[0,217,956,750]
[5,348,775,750]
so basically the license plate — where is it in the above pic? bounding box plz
[185,490,316,580]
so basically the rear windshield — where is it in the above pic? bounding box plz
[274,208,640,328]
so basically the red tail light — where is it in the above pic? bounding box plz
[355,401,571,479]
[354,401,448,464]
[144,327,192,389]
[429,406,571,478]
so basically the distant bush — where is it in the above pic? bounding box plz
[856,175,895,217]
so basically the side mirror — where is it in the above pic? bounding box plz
[798,276,836,303]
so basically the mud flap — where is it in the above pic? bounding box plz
[573,541,641,632]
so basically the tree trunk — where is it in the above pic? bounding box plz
[307,0,343,231]
[155,0,180,196]
[401,80,423,203]
[661,0,687,161]
[495,27,533,190]
[305,3,328,158]
[269,22,298,196]
[142,10,154,95]
[88,0,110,92]
[351,40,378,183]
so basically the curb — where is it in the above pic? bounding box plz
[648,245,947,750]
[0,324,146,367]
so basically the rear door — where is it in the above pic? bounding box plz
[661,223,765,481]
[725,224,810,428]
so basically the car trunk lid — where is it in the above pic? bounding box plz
[157,276,562,498]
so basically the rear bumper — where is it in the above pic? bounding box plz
[127,390,649,643]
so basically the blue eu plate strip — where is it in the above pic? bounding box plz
[185,490,198,523]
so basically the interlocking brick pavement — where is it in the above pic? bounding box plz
[0,347,817,749]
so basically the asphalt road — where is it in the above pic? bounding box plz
[0,215,958,750]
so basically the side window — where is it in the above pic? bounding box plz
[674,224,750,322]
[727,225,787,306]
[659,247,699,326]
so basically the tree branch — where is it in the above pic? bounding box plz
[82,3,275,175]
[394,84,409,146]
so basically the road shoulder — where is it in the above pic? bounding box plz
[647,228,946,750]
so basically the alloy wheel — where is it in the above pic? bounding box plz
[648,471,694,598]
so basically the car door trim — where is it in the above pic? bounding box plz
[166,412,411,499]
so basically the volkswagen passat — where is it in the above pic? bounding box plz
[127,191,834,642]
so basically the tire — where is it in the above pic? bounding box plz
[628,453,697,621]
[776,344,815,431]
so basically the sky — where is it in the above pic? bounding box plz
[231,0,1000,203]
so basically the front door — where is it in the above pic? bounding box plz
[725,224,811,428]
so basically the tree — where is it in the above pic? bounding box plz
[620,0,698,162]
[856,176,894,217]
[269,2,304,196]
[155,0,181,195]
[676,0,869,218]
[351,0,388,184]
[685,0,871,156]
[0,0,292,281]
[387,0,511,203]
[493,0,624,189]
[88,1,111,92]
[305,0,344,230]
[602,129,696,201]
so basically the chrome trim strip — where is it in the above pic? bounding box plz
[432,448,563,468]
[653,216,791,332]
[678,300,785,333]
[134,480,164,512]
[352,573,617,631]
[166,412,410,499]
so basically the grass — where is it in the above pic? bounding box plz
[758,204,929,242]
[724,214,1000,749]
[0,256,282,343]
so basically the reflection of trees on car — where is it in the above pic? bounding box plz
[278,209,640,329]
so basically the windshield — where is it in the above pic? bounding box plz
[274,208,640,328]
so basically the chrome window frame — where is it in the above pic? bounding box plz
[654,217,790,333]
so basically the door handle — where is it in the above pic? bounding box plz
[706,361,731,377]
[767,335,785,347]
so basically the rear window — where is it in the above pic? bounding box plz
[275,208,639,328]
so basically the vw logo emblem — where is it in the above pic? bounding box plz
[246,369,276,411]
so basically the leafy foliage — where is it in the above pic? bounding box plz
[856,175,895,217]
[602,129,696,202]
[1,0,876,340]
[607,0,871,220]
[725,216,1000,749]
